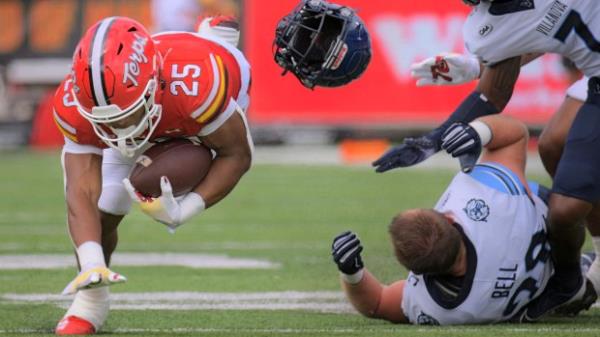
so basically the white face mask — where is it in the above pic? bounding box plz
[109,117,154,157]
[75,79,162,157]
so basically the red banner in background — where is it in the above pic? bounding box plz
[244,0,571,127]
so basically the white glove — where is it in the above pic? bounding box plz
[410,53,481,87]
[123,176,206,233]
[197,16,240,47]
[62,265,126,295]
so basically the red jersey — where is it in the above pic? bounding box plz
[53,32,251,148]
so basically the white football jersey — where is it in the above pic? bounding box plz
[402,163,552,325]
[464,0,600,77]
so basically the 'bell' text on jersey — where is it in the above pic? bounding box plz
[464,0,600,77]
[401,163,552,325]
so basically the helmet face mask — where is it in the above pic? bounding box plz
[274,0,371,88]
[463,0,494,5]
[75,78,162,157]
[71,17,162,157]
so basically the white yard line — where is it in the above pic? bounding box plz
[3,327,600,335]
[0,253,279,270]
[7,290,598,315]
[2,291,354,314]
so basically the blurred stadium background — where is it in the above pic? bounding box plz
[0,0,579,152]
[1,1,597,336]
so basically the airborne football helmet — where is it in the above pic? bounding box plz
[273,0,371,89]
[71,16,161,157]
[463,0,494,5]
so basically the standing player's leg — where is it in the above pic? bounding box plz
[57,148,135,335]
[538,77,600,300]
[585,205,600,294]
[527,77,600,319]
[538,96,581,177]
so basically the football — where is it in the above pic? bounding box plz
[129,139,212,198]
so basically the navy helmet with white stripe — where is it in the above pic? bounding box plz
[273,0,371,89]
[71,16,161,157]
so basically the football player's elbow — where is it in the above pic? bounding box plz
[238,149,252,173]
[225,145,251,174]
[516,121,529,142]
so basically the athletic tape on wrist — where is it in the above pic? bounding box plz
[341,269,365,285]
[468,120,492,146]
[77,241,106,270]
[179,192,206,223]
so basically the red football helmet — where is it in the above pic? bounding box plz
[71,16,161,156]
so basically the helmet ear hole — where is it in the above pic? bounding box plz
[127,26,138,32]
[117,43,124,55]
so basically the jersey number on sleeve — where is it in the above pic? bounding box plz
[555,10,600,52]
[170,64,201,96]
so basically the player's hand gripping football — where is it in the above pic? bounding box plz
[123,177,205,233]
[441,122,483,173]
[411,53,481,87]
[62,266,126,295]
[372,130,442,173]
[332,231,364,275]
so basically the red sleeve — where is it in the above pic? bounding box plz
[53,77,106,148]
[156,33,249,132]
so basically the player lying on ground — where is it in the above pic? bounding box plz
[333,115,594,324]
[406,51,600,311]
[371,0,600,321]
[53,16,252,335]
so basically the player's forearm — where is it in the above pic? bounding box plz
[476,115,528,151]
[341,270,408,323]
[65,187,103,246]
[476,56,521,111]
[63,153,103,246]
[341,269,385,318]
[193,151,251,207]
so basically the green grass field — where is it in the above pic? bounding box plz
[0,150,598,337]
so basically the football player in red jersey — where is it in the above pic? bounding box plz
[53,16,252,335]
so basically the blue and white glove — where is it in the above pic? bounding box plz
[441,121,492,173]
[123,176,205,233]
[332,231,364,283]
[372,130,442,173]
